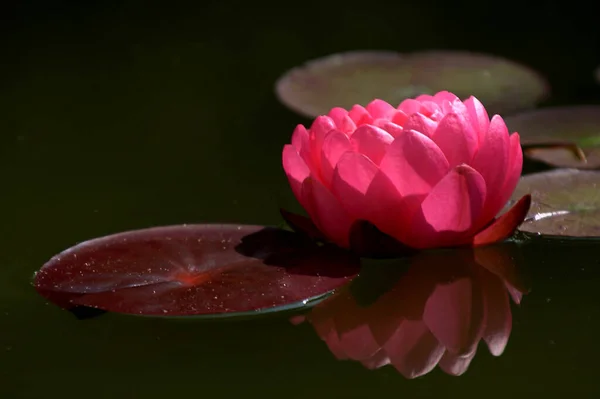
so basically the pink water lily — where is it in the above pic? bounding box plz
[282,91,530,251]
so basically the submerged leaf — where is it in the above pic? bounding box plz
[505,105,600,169]
[511,169,600,237]
[275,50,548,118]
[34,224,360,317]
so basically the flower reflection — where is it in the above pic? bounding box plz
[292,245,528,378]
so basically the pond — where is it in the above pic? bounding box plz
[1,2,600,398]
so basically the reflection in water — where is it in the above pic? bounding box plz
[292,245,528,378]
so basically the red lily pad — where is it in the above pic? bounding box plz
[293,245,528,378]
[510,169,600,237]
[275,50,548,118]
[505,105,600,169]
[34,224,360,317]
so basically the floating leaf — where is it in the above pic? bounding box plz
[404,51,549,115]
[275,50,548,118]
[505,105,600,169]
[34,224,360,317]
[510,169,600,237]
[293,245,528,379]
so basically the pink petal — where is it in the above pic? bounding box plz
[397,98,423,115]
[292,124,319,175]
[423,276,485,355]
[379,129,449,198]
[479,268,512,356]
[433,91,460,103]
[338,323,381,361]
[371,118,394,130]
[368,306,404,348]
[471,115,510,224]
[414,94,435,102]
[328,107,356,134]
[402,112,438,138]
[331,152,378,219]
[432,112,478,167]
[385,320,445,379]
[361,350,391,370]
[410,165,487,248]
[380,121,403,138]
[350,125,394,165]
[309,302,337,339]
[282,145,310,205]
[324,328,349,360]
[363,169,419,245]
[438,349,477,376]
[348,104,372,126]
[302,177,354,248]
[498,133,524,211]
[320,130,352,186]
[427,92,461,114]
[309,116,336,172]
[366,99,396,119]
[420,101,443,119]
[463,96,490,140]
[473,244,529,294]
[507,284,523,305]
[291,124,309,152]
[391,110,409,126]
[472,194,531,247]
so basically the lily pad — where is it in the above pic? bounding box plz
[34,224,360,317]
[510,169,600,237]
[505,105,600,169]
[275,50,549,118]
[293,245,527,379]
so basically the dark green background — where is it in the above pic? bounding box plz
[1,1,599,398]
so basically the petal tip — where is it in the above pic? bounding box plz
[472,194,532,246]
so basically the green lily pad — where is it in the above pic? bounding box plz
[505,106,600,169]
[275,50,549,118]
[510,168,600,238]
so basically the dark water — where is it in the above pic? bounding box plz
[1,2,600,398]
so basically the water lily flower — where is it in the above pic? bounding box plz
[291,246,527,378]
[282,91,531,252]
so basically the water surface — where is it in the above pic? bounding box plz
[1,2,600,398]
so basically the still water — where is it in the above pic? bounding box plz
[1,2,600,398]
